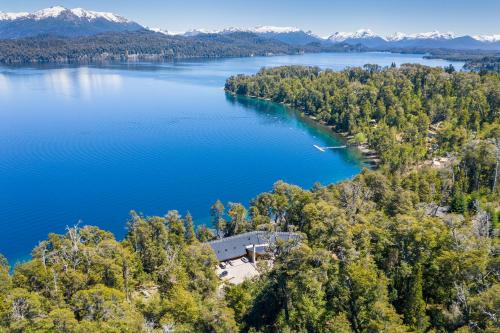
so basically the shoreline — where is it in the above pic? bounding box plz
[228,92,380,168]
[0,49,466,68]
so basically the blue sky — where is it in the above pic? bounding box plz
[0,0,499,36]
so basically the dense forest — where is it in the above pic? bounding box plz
[0,30,361,64]
[463,57,500,73]
[418,49,500,73]
[1,65,499,332]
[1,29,498,70]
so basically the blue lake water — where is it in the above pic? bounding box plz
[0,52,463,263]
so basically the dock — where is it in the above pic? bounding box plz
[314,144,347,152]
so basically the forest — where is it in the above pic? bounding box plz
[419,49,500,73]
[0,30,361,64]
[1,29,497,70]
[0,64,498,332]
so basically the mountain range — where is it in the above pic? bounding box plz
[176,27,500,50]
[0,6,499,51]
[0,6,143,38]
[324,29,500,50]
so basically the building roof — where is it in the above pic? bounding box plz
[207,231,300,262]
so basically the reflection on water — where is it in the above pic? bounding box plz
[0,73,10,93]
[0,67,124,100]
[77,68,123,99]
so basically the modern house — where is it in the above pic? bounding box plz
[207,231,300,263]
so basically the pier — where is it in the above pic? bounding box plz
[313,144,347,152]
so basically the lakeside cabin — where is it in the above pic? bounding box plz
[207,231,300,263]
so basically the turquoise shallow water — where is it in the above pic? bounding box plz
[0,52,463,263]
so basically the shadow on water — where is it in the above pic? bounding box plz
[225,93,366,168]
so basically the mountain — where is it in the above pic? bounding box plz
[0,6,144,39]
[179,26,323,45]
[473,34,500,43]
[252,30,322,46]
[0,6,498,51]
[327,29,500,50]
[244,26,323,45]
[328,29,387,48]
[180,26,500,50]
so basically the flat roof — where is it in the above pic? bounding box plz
[207,231,299,262]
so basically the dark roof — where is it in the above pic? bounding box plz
[207,231,300,262]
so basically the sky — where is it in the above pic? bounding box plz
[0,0,499,37]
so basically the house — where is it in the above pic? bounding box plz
[207,231,300,285]
[207,231,300,262]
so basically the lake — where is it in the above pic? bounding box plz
[0,52,463,263]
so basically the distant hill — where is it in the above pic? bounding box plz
[0,6,144,38]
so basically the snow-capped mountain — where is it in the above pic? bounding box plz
[251,26,300,34]
[0,12,29,21]
[386,32,406,42]
[179,26,322,45]
[248,27,321,45]
[182,26,500,49]
[327,29,458,43]
[181,26,301,35]
[328,29,387,47]
[0,6,144,39]
[473,34,500,43]
[412,31,456,40]
[328,29,378,42]
[148,28,183,36]
[181,28,215,37]
[0,6,498,51]
[327,29,500,50]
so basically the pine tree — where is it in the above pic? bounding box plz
[210,200,226,238]
[184,212,196,244]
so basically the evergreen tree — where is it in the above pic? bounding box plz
[184,212,196,244]
[210,199,226,238]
